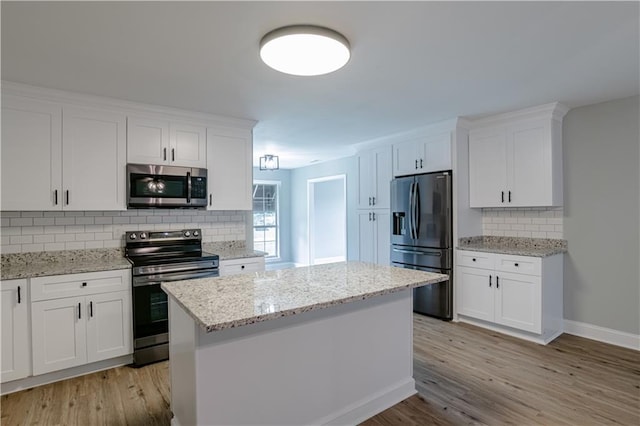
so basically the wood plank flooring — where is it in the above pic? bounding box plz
[2,315,638,425]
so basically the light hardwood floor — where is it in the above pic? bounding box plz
[2,315,639,425]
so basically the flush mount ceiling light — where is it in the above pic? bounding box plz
[259,25,350,76]
[259,154,280,171]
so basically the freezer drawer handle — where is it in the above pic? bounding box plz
[392,248,442,257]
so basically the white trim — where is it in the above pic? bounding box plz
[465,102,570,129]
[253,180,281,260]
[1,354,132,395]
[457,315,562,345]
[563,320,640,351]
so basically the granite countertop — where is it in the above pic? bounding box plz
[1,248,131,280]
[457,236,567,257]
[162,261,447,333]
[202,242,266,260]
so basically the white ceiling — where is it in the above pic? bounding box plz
[2,1,638,169]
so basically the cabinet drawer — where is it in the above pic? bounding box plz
[219,257,265,276]
[456,250,494,270]
[31,269,130,302]
[494,256,541,276]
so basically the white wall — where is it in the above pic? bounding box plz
[253,167,292,263]
[563,95,639,335]
[290,157,358,265]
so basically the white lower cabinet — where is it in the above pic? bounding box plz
[219,257,265,277]
[30,270,132,375]
[456,250,562,343]
[1,279,31,383]
[357,210,390,265]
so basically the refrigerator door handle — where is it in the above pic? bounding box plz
[414,182,421,237]
[409,182,416,239]
[392,248,443,257]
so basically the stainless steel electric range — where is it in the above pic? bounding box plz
[125,229,219,366]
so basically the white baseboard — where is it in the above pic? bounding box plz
[563,320,640,351]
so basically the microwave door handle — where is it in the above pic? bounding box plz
[186,172,191,204]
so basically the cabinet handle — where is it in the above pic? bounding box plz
[514,263,519,267]
[508,191,512,203]
[54,190,58,206]
[415,160,418,170]
[90,301,93,318]
[489,275,492,287]
[241,265,245,269]
[78,303,81,320]
[66,190,70,205]
[501,191,504,203]
[472,258,476,262]
[17,286,21,304]
[369,212,372,221]
[496,276,500,289]
[372,212,376,221]
[209,194,212,206]
[420,159,423,168]
[372,196,376,206]
[368,197,371,206]
[82,282,87,287]
[172,148,175,162]
[163,147,167,161]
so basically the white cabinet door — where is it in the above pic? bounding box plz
[1,279,30,383]
[372,147,392,209]
[422,133,451,173]
[509,120,551,207]
[127,116,170,165]
[206,127,252,210]
[494,272,541,333]
[86,291,132,363]
[62,106,126,210]
[456,266,494,322]
[469,128,508,207]
[357,211,375,263]
[32,296,87,375]
[357,152,373,209]
[170,122,207,168]
[392,139,420,177]
[1,96,62,210]
[219,257,265,276]
[374,211,390,265]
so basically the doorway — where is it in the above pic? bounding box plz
[308,175,347,265]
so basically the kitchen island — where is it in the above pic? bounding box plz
[161,261,448,426]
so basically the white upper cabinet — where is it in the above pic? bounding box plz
[127,117,207,168]
[468,103,568,208]
[63,106,127,210]
[206,127,252,210]
[1,96,62,210]
[392,132,451,177]
[357,146,392,209]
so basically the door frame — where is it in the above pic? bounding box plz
[307,174,347,265]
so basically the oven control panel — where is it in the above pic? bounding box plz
[126,229,202,242]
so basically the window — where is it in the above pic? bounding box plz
[253,182,279,258]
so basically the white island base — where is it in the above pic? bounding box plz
[168,289,416,426]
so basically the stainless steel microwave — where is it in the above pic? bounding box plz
[127,164,208,209]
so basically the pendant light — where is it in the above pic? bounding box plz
[259,25,350,76]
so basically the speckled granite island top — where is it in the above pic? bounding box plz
[457,236,567,257]
[1,248,131,280]
[162,261,447,332]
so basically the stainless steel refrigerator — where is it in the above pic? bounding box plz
[390,171,452,319]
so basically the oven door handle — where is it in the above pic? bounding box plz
[133,270,219,287]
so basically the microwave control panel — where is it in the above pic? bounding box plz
[191,177,207,198]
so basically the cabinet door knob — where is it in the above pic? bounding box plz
[472,258,476,262]
[489,275,492,287]
[241,265,245,269]
[514,263,519,267]
[82,282,87,287]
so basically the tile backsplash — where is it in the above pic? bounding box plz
[0,210,249,254]
[481,207,563,239]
